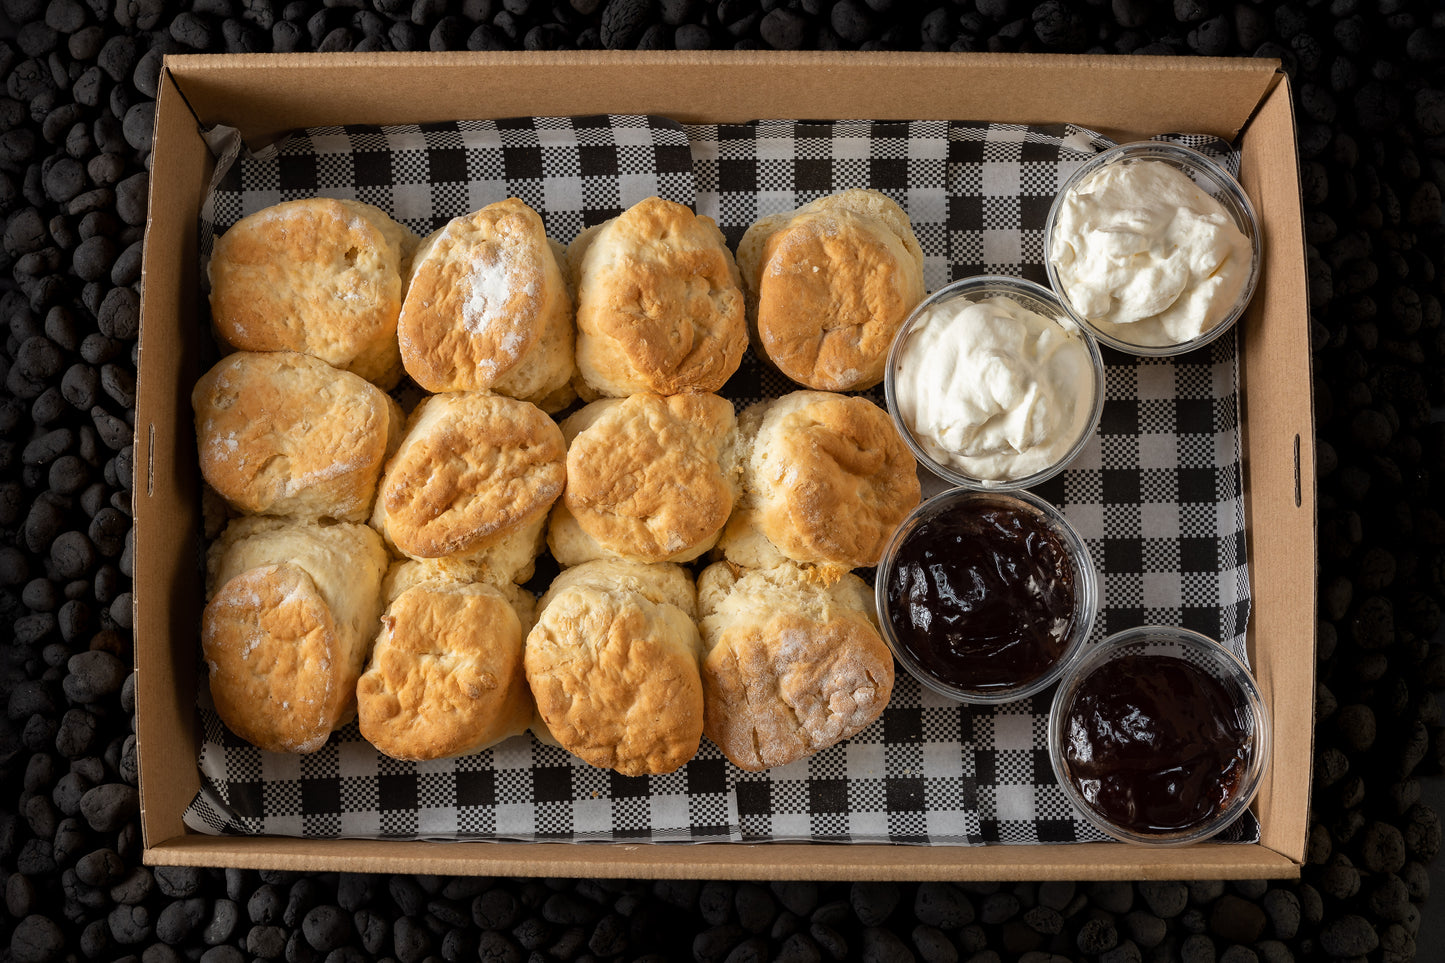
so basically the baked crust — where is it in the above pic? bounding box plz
[737,190,926,391]
[202,516,389,754]
[718,390,921,576]
[398,198,575,409]
[192,350,401,521]
[697,561,893,772]
[550,392,740,565]
[525,560,703,776]
[569,196,746,397]
[357,568,535,761]
[207,197,417,388]
[372,391,566,562]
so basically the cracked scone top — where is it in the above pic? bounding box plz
[202,516,389,754]
[697,560,894,772]
[548,392,741,566]
[568,196,746,397]
[207,197,417,389]
[525,560,704,776]
[398,198,575,411]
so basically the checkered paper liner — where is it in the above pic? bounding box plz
[185,116,1256,846]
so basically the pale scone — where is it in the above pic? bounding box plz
[207,197,418,389]
[568,196,746,398]
[371,392,565,581]
[524,560,704,776]
[548,392,741,566]
[736,189,926,391]
[697,560,894,772]
[398,198,576,411]
[202,516,390,754]
[717,390,922,578]
[192,350,404,522]
[356,561,536,761]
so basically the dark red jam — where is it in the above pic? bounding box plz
[1061,653,1253,836]
[884,498,1078,694]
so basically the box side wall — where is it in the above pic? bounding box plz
[135,69,210,849]
[137,52,1309,877]
[1236,75,1315,864]
[145,837,1301,881]
[163,51,1278,146]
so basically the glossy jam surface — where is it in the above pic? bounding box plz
[884,499,1077,693]
[1062,653,1253,836]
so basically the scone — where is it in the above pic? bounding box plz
[202,516,390,754]
[192,350,403,522]
[524,560,704,776]
[736,189,926,391]
[207,198,417,389]
[398,198,576,411]
[568,196,747,397]
[717,390,922,577]
[548,392,741,566]
[356,561,536,761]
[697,560,894,772]
[371,392,565,581]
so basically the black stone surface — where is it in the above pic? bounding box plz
[1,1,1444,962]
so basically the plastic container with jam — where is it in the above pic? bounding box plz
[874,487,1097,705]
[1047,625,1271,845]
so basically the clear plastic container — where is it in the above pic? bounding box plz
[1048,625,1271,846]
[874,487,1098,705]
[1044,141,1262,357]
[884,275,1104,492]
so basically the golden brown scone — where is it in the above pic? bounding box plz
[697,560,893,772]
[398,199,576,411]
[569,196,747,397]
[736,190,926,391]
[192,350,403,522]
[202,516,389,754]
[525,560,703,776]
[548,393,741,565]
[717,390,921,577]
[371,392,565,571]
[357,562,535,761]
[207,198,417,389]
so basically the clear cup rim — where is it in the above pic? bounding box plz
[1047,625,1273,846]
[883,274,1105,492]
[874,486,1099,705]
[1042,140,1263,358]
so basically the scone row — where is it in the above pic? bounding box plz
[197,190,929,775]
[207,190,927,403]
[197,387,919,773]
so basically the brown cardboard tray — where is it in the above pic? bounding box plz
[135,51,1316,880]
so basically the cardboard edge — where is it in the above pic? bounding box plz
[1235,72,1316,866]
[134,51,1313,878]
[145,837,1302,881]
[160,50,1280,144]
[135,65,211,852]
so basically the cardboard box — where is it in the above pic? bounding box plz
[134,51,1315,880]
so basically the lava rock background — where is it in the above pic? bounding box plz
[1,1,1444,961]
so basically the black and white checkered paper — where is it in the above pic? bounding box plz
[187,116,1255,846]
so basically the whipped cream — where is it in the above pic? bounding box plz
[894,295,1096,483]
[1050,159,1253,347]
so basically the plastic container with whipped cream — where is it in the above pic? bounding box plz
[884,276,1104,491]
[1044,141,1261,357]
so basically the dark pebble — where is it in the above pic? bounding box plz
[107,903,152,944]
[1209,894,1266,944]
[851,882,900,926]
[1319,915,1379,956]
[1076,918,1118,954]
[11,914,66,963]
[78,782,136,831]
[248,924,289,959]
